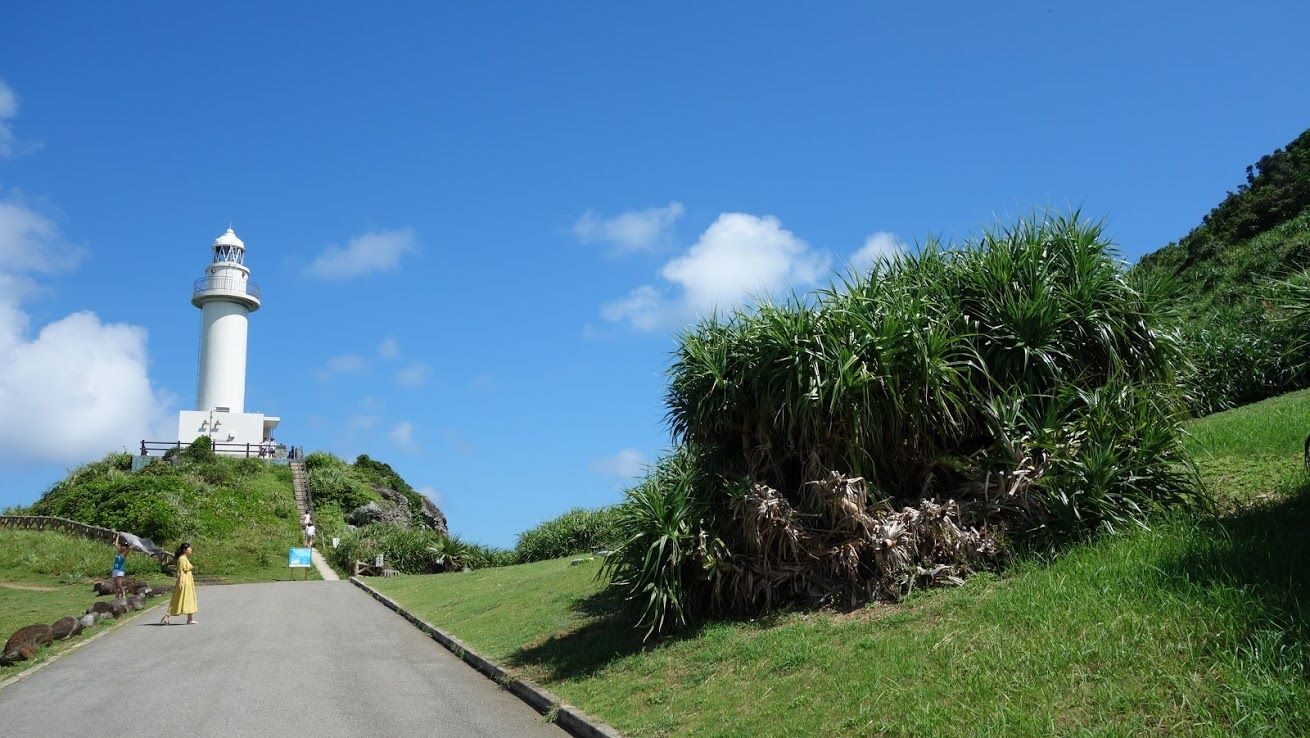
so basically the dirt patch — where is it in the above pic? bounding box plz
[0,582,58,592]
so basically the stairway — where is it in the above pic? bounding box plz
[288,460,339,581]
[290,460,309,515]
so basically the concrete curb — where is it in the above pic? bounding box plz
[349,576,623,738]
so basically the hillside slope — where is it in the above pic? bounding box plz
[1137,127,1310,311]
[1133,127,1310,414]
[369,389,1310,737]
[16,446,309,582]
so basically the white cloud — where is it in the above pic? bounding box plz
[378,337,399,359]
[0,200,85,275]
[306,227,418,280]
[316,354,366,380]
[850,232,905,273]
[0,198,171,464]
[394,362,430,388]
[0,80,18,158]
[602,213,829,331]
[347,414,380,432]
[388,421,420,452]
[574,202,684,253]
[589,448,649,480]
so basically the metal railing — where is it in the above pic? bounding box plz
[192,276,260,300]
[139,439,300,459]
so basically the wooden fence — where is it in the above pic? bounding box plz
[0,515,175,565]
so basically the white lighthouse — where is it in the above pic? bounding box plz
[176,228,279,451]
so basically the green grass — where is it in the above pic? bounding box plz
[25,453,317,583]
[371,390,1310,736]
[0,530,167,681]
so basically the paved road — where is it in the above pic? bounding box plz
[0,581,564,737]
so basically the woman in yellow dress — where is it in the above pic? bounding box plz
[161,542,198,625]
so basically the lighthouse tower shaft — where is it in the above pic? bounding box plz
[190,228,261,412]
[197,301,251,412]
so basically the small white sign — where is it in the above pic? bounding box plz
[375,554,385,568]
[331,537,340,549]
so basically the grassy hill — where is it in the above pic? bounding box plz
[1137,127,1310,312]
[369,389,1310,736]
[1134,127,1310,414]
[11,445,312,582]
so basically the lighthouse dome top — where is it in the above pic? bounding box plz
[213,228,245,249]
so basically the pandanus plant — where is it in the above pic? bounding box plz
[605,213,1204,637]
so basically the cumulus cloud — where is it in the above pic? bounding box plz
[0,200,85,277]
[378,337,399,359]
[602,213,829,331]
[850,231,905,273]
[0,198,171,464]
[394,362,431,388]
[388,421,420,452]
[589,448,649,480]
[306,227,418,280]
[574,202,684,253]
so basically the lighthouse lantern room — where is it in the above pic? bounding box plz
[176,228,280,451]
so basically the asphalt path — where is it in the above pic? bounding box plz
[0,581,564,737]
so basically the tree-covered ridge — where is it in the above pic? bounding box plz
[1137,127,1310,313]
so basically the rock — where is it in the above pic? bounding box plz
[78,614,97,630]
[88,601,115,616]
[51,616,82,640]
[93,578,147,596]
[346,501,386,526]
[93,612,110,624]
[417,492,449,534]
[108,599,130,618]
[149,584,172,598]
[3,624,53,663]
[128,593,146,611]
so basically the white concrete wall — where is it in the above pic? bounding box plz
[197,301,249,412]
[177,410,268,453]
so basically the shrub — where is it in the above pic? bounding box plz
[604,214,1205,636]
[180,435,216,463]
[514,506,622,563]
[328,525,511,574]
[306,455,376,512]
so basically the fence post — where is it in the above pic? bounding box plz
[140,440,147,456]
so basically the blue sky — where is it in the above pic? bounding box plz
[2,2,1309,546]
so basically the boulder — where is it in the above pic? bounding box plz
[93,577,148,596]
[128,593,146,611]
[51,616,82,641]
[88,601,115,616]
[3,624,53,664]
[417,493,449,534]
[346,501,393,527]
[78,613,97,630]
[108,599,130,618]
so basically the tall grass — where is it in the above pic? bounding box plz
[605,214,1205,636]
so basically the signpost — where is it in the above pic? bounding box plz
[290,547,312,580]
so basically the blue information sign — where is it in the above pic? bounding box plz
[289,547,313,568]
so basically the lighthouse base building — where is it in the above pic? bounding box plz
[175,228,281,455]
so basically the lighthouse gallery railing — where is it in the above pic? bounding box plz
[193,276,261,299]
